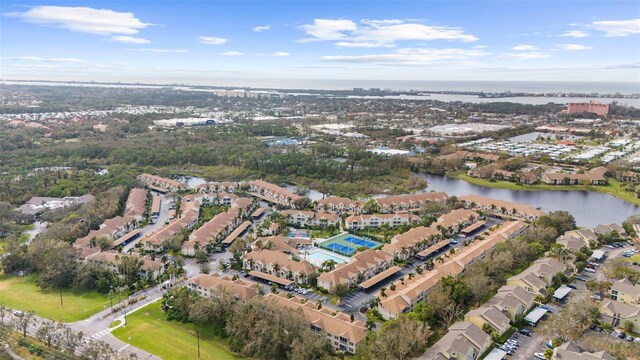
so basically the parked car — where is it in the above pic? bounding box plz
[575,275,589,281]
[567,283,578,289]
[626,336,634,341]
[546,340,554,348]
[590,294,602,301]
[534,353,546,360]
[518,328,532,336]
[618,332,626,339]
[584,268,596,273]
[13,311,23,317]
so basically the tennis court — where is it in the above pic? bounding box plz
[318,233,382,256]
[325,243,356,256]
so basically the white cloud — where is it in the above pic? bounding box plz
[5,56,86,63]
[502,52,550,60]
[199,36,228,45]
[253,25,271,32]
[7,6,150,35]
[110,36,150,44]
[591,18,640,37]
[556,44,592,51]
[257,52,290,57]
[559,30,589,38]
[473,45,488,49]
[512,44,538,51]
[335,41,393,48]
[127,48,187,53]
[300,19,357,42]
[322,47,489,65]
[220,51,244,56]
[300,18,477,46]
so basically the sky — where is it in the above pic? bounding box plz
[1,0,640,89]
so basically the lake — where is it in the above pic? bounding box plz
[416,173,639,227]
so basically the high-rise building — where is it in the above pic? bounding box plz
[566,100,610,117]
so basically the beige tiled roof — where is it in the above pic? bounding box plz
[376,192,449,207]
[244,249,315,275]
[466,305,510,330]
[600,299,640,318]
[265,293,367,345]
[86,250,162,272]
[187,273,258,300]
[253,235,301,255]
[74,216,137,248]
[138,173,182,189]
[553,341,615,360]
[436,208,479,229]
[125,188,147,218]
[247,180,301,201]
[459,195,544,218]
[318,249,393,287]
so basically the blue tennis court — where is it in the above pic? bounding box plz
[325,243,356,256]
[342,236,378,248]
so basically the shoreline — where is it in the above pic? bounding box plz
[449,173,640,206]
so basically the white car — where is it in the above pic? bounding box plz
[534,353,546,360]
[584,268,596,273]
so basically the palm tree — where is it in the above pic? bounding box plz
[322,259,337,272]
[380,287,387,297]
[415,265,423,274]
[408,272,415,280]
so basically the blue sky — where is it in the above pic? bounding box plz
[1,0,639,87]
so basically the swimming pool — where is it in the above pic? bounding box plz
[317,233,383,256]
[305,249,349,267]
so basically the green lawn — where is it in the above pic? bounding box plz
[0,274,109,322]
[453,174,640,206]
[112,302,242,360]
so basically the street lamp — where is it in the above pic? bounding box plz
[108,287,114,314]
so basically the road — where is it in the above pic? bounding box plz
[6,284,168,359]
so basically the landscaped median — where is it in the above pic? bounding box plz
[111,301,242,360]
[453,173,640,206]
[0,274,109,322]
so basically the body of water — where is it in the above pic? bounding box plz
[416,173,639,227]
[346,94,640,107]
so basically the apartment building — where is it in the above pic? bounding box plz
[85,251,164,280]
[138,173,185,193]
[435,209,480,234]
[243,249,316,284]
[246,180,300,207]
[375,192,449,213]
[317,249,394,292]
[265,293,367,354]
[599,300,640,333]
[415,322,492,360]
[552,342,613,360]
[280,210,340,227]
[196,182,239,194]
[316,196,365,214]
[485,285,535,322]
[459,195,543,221]
[610,279,640,305]
[382,225,442,260]
[507,258,566,294]
[541,167,608,186]
[345,213,421,230]
[251,235,310,255]
[74,215,139,256]
[124,188,148,221]
[140,198,199,252]
[186,273,258,300]
[377,270,445,320]
[465,305,511,336]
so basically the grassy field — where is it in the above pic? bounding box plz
[0,274,109,322]
[453,174,640,206]
[112,302,242,360]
